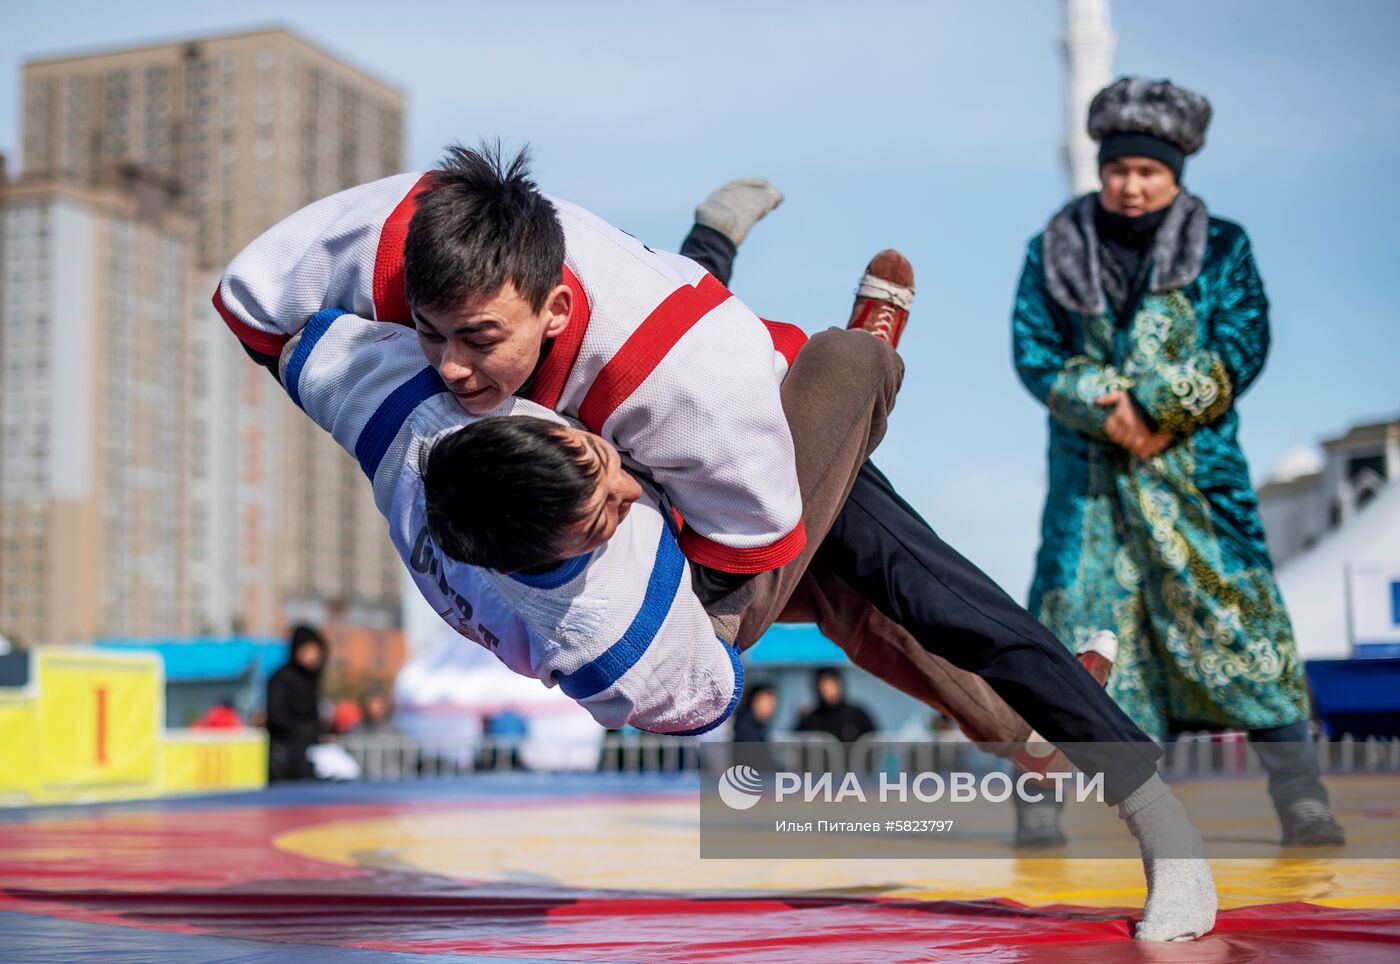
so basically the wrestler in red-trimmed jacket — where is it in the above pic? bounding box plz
[215,144,800,579]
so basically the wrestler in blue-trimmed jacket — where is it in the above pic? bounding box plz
[283,306,741,735]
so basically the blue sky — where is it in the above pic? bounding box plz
[4,1,1397,596]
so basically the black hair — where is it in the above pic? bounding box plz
[742,683,776,707]
[421,416,601,572]
[738,683,777,720]
[814,667,843,697]
[404,141,565,315]
[289,624,327,652]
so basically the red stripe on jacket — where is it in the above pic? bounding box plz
[577,273,732,432]
[372,173,434,325]
[680,520,808,575]
[525,266,591,411]
[762,320,807,367]
[212,286,290,357]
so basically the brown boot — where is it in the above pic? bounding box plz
[847,249,915,348]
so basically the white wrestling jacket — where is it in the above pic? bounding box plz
[216,172,809,574]
[283,307,743,734]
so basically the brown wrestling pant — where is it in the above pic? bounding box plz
[708,327,1030,746]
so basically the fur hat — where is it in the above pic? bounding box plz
[1088,77,1213,155]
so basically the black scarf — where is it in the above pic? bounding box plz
[1095,203,1170,324]
[1041,190,1210,319]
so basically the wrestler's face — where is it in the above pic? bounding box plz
[413,281,572,414]
[551,427,644,559]
[1099,156,1179,217]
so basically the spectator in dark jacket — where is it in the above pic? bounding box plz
[732,684,777,743]
[731,683,778,770]
[796,668,876,743]
[266,625,327,781]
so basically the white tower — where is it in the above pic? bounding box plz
[1063,0,1118,196]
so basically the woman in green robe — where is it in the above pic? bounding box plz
[1012,77,1342,845]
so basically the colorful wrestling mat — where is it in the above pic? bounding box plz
[1,773,1397,962]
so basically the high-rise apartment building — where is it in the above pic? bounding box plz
[6,28,407,660]
[21,28,403,269]
[0,172,196,648]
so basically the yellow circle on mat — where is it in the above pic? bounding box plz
[273,790,1399,910]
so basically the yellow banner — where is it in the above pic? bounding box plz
[161,731,268,794]
[0,692,36,805]
[33,649,162,803]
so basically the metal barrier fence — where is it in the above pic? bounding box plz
[847,731,1400,778]
[339,730,1400,781]
[339,732,847,780]
[1161,730,1400,777]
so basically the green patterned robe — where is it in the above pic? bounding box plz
[1012,203,1309,739]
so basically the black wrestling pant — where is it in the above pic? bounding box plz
[681,225,1161,805]
[819,464,1160,804]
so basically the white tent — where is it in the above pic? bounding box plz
[1276,481,1400,660]
[1265,440,1324,485]
[394,628,605,771]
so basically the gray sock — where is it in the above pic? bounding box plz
[1118,774,1217,941]
[695,178,784,246]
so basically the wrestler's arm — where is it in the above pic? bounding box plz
[213,172,424,378]
[602,293,806,577]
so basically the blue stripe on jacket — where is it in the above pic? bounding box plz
[508,551,594,590]
[354,366,449,481]
[284,308,347,410]
[557,525,685,701]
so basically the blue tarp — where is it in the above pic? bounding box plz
[1305,656,1400,738]
[744,623,849,666]
[92,638,288,683]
